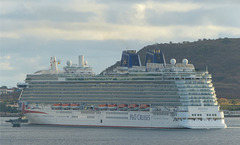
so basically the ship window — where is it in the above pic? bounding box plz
[106,116,128,119]
[72,116,78,118]
[106,112,128,115]
[87,116,95,119]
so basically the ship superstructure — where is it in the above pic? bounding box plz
[18,50,227,129]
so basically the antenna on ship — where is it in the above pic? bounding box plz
[162,53,166,67]
[50,56,59,73]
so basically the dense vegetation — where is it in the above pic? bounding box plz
[104,38,240,99]
[218,98,240,111]
[0,88,21,104]
[0,86,21,114]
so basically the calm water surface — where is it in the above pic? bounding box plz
[0,117,240,145]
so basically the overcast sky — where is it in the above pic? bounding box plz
[1,0,240,87]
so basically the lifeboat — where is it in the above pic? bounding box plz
[128,104,139,110]
[70,103,80,110]
[108,104,117,110]
[62,103,71,110]
[98,104,108,110]
[140,104,150,109]
[118,104,128,109]
[52,103,62,110]
[140,104,150,110]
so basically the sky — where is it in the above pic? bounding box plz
[1,0,240,87]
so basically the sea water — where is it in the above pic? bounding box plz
[0,117,240,145]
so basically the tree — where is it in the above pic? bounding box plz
[231,99,237,105]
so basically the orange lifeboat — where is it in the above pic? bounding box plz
[52,103,62,110]
[53,103,62,106]
[140,104,150,109]
[70,103,80,110]
[70,103,80,106]
[118,104,128,108]
[62,103,71,110]
[128,104,139,110]
[98,104,108,110]
[140,104,150,110]
[108,104,117,110]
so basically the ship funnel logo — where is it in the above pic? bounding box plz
[120,50,141,68]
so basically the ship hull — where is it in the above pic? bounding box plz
[24,107,226,129]
[25,110,182,128]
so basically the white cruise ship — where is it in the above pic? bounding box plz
[18,49,227,129]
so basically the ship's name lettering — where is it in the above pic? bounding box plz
[130,114,150,121]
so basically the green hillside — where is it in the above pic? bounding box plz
[104,38,240,99]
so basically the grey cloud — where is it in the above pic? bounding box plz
[145,6,240,27]
[207,6,240,27]
[104,5,135,24]
[1,6,95,22]
[93,0,240,28]
[95,0,145,4]
[145,9,204,26]
[96,0,240,5]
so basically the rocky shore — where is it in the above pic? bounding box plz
[224,111,240,117]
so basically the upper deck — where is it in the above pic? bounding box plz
[19,50,217,107]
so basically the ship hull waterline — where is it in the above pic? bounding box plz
[24,109,227,129]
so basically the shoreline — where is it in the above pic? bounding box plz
[223,111,240,117]
[224,115,240,117]
[0,115,21,117]
[0,113,21,117]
